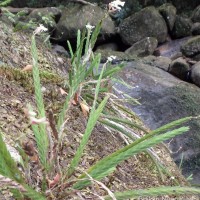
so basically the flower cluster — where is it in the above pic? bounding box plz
[108,0,125,13]
[25,109,48,125]
[107,55,116,62]
[33,24,48,35]
[86,23,95,30]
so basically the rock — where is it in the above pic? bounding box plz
[5,7,32,15]
[95,49,138,63]
[139,0,199,14]
[119,6,168,45]
[115,59,200,184]
[171,16,192,39]
[191,22,200,35]
[171,0,199,14]
[0,14,13,26]
[32,7,61,22]
[9,0,70,7]
[181,36,200,57]
[123,0,142,15]
[193,54,200,61]
[96,43,119,51]
[125,37,158,57]
[158,3,176,31]
[191,61,200,87]
[154,37,190,59]
[191,5,200,23]
[139,0,167,7]
[26,7,61,32]
[9,0,28,7]
[168,57,190,80]
[143,55,171,71]
[54,4,115,42]
[52,44,69,57]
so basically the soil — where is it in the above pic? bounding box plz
[0,17,199,200]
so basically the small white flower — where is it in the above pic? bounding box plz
[107,55,117,62]
[30,116,48,125]
[41,86,47,92]
[26,107,48,125]
[109,0,125,11]
[28,110,37,117]
[86,23,95,30]
[33,24,48,35]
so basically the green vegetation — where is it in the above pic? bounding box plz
[0,0,12,6]
[0,19,200,199]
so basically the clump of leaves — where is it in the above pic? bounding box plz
[0,20,200,200]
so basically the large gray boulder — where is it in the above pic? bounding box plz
[28,7,61,22]
[191,5,200,23]
[13,7,61,34]
[181,36,200,57]
[191,61,200,87]
[154,36,190,59]
[95,49,138,63]
[119,6,168,45]
[171,16,192,39]
[171,0,199,14]
[54,4,115,42]
[26,7,61,32]
[158,3,177,31]
[115,58,200,184]
[143,55,171,71]
[125,37,158,57]
[168,57,190,80]
[191,22,200,35]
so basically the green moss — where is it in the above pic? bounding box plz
[0,65,64,92]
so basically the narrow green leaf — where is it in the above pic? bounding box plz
[57,88,75,132]
[67,96,109,177]
[112,101,139,118]
[104,186,200,200]
[151,116,192,135]
[99,117,178,184]
[10,188,24,200]
[90,19,102,49]
[31,35,46,118]
[31,124,47,167]
[76,29,81,51]
[74,127,189,189]
[31,36,49,169]
[23,185,46,200]
[85,53,101,79]
[76,30,85,69]
[84,27,92,55]
[101,115,149,134]
[67,40,74,58]
[99,118,137,140]
[0,131,23,183]
[94,66,122,80]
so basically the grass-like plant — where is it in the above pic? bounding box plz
[0,20,200,200]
